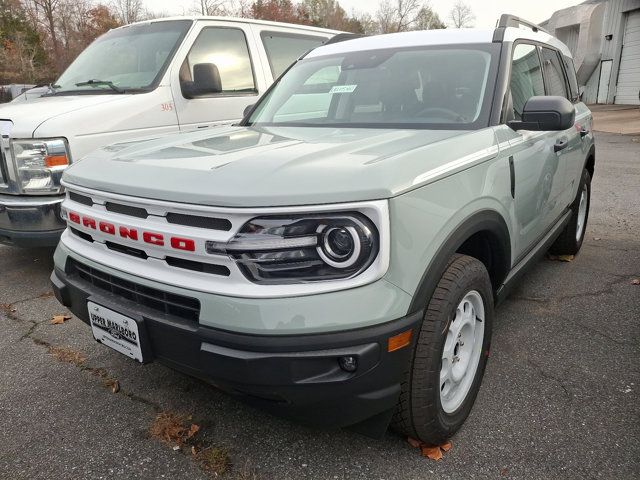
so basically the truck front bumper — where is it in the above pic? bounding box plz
[0,193,65,247]
[51,263,421,434]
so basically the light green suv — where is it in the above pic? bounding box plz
[51,15,595,444]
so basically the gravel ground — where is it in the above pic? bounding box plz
[1,132,638,480]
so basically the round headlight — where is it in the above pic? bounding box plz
[318,226,361,268]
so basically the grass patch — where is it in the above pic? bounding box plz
[49,346,86,365]
[150,412,200,447]
[197,446,232,476]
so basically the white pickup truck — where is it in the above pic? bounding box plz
[0,16,340,247]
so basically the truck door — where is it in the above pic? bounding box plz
[504,43,568,257]
[170,21,267,131]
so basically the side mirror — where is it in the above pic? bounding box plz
[243,104,254,118]
[181,63,222,98]
[508,96,575,131]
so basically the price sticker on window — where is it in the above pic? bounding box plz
[329,85,357,94]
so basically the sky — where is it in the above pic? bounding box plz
[144,0,585,28]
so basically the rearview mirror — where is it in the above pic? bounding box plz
[181,63,222,98]
[508,96,575,131]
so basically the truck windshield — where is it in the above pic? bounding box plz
[54,20,191,94]
[246,44,499,129]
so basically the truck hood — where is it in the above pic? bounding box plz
[0,95,128,138]
[63,125,499,207]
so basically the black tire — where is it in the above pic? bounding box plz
[391,254,493,445]
[549,168,591,256]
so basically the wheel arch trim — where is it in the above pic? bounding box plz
[407,210,511,314]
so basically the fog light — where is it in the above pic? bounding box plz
[338,355,358,372]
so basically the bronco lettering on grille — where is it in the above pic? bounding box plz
[68,211,196,252]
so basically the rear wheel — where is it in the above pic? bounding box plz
[392,254,493,445]
[550,168,591,256]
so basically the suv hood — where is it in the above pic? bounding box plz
[63,125,498,207]
[0,95,128,138]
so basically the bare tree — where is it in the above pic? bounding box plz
[375,0,442,33]
[111,0,145,24]
[30,0,61,63]
[449,0,474,28]
[195,0,227,15]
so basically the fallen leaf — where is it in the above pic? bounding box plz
[50,314,71,325]
[421,445,443,461]
[500,467,510,476]
[632,279,640,285]
[172,445,180,451]
[105,379,120,393]
[186,424,200,440]
[407,437,422,448]
[191,446,197,456]
[547,254,574,262]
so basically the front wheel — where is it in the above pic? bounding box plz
[392,254,493,445]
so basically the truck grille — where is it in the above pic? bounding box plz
[67,258,201,321]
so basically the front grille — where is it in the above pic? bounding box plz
[105,202,148,219]
[69,192,93,206]
[67,259,200,321]
[167,212,232,231]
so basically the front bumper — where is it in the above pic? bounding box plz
[0,193,65,247]
[51,264,421,432]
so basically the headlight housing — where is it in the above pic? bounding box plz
[10,138,71,194]
[207,212,379,284]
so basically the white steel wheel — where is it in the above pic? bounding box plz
[576,184,588,242]
[391,254,493,446]
[440,290,485,413]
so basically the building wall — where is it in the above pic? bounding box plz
[600,0,640,103]
[545,0,640,104]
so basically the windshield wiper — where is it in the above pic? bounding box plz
[75,79,125,93]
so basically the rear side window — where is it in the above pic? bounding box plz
[510,44,545,120]
[540,47,569,99]
[562,55,579,102]
[261,32,327,78]
[181,27,256,95]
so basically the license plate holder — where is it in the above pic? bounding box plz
[88,301,150,363]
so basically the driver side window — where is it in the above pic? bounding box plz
[179,27,256,97]
[510,44,545,120]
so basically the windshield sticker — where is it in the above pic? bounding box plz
[329,85,357,94]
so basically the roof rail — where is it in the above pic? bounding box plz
[493,14,548,42]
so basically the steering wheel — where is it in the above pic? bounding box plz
[416,107,466,123]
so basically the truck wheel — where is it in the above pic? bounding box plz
[392,254,493,445]
[550,168,591,256]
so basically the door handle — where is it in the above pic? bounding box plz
[554,139,569,153]
[579,127,589,138]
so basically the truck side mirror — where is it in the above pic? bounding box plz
[181,63,222,98]
[508,96,575,131]
[243,104,254,118]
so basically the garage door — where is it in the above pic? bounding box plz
[615,9,640,105]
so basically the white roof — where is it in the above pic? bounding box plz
[119,15,342,36]
[307,26,572,59]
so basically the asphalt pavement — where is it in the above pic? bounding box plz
[1,132,638,480]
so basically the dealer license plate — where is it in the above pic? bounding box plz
[88,302,143,362]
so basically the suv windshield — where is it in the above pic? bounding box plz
[247,44,499,129]
[54,20,191,94]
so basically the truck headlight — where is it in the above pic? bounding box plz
[206,213,379,284]
[10,138,70,194]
